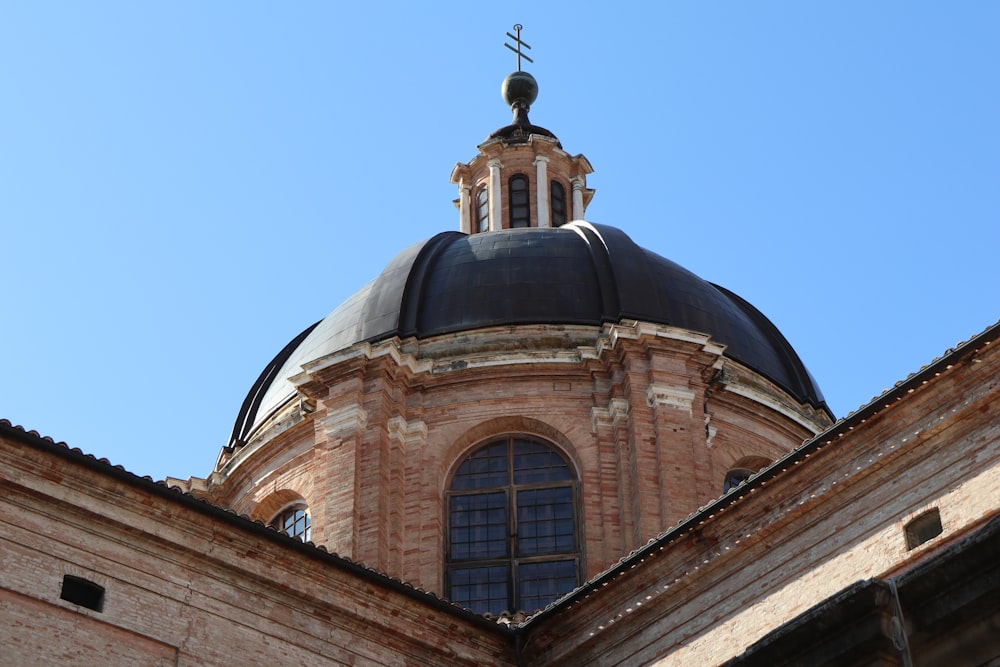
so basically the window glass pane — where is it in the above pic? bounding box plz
[276,507,311,542]
[476,186,489,232]
[551,181,567,226]
[446,436,580,614]
[518,560,577,612]
[452,441,509,489]
[509,176,530,227]
[517,487,575,556]
[724,468,753,493]
[513,439,572,483]
[450,566,509,615]
[450,492,508,560]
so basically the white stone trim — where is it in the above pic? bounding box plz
[724,382,824,434]
[219,398,305,478]
[431,349,584,373]
[322,404,368,438]
[596,321,727,359]
[488,159,502,231]
[591,398,631,432]
[646,383,697,416]
[459,180,471,234]
[386,415,428,447]
[535,155,550,228]
[571,176,586,220]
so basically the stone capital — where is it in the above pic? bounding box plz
[591,398,631,432]
[322,404,368,439]
[386,416,428,446]
[647,384,697,416]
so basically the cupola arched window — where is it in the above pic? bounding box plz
[446,436,579,614]
[508,175,531,228]
[272,505,311,542]
[551,180,567,226]
[475,185,490,233]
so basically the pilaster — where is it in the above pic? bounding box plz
[571,176,586,220]
[487,158,503,231]
[535,155,550,227]
[319,403,367,557]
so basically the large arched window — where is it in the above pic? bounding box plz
[508,175,531,228]
[446,436,579,614]
[475,185,489,233]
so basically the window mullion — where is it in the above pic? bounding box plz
[447,435,580,615]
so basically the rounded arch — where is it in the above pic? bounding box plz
[252,488,308,525]
[713,437,781,474]
[730,455,772,472]
[508,173,531,228]
[723,455,772,494]
[441,416,581,491]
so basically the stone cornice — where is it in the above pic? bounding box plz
[722,380,825,434]
[386,415,428,446]
[219,398,307,479]
[591,398,631,432]
[589,321,728,360]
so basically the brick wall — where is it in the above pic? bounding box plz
[0,426,514,666]
[518,327,1000,665]
[199,322,828,600]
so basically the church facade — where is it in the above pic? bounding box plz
[2,58,998,666]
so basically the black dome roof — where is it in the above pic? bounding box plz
[229,222,828,448]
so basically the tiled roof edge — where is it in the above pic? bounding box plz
[519,318,1000,628]
[0,419,511,636]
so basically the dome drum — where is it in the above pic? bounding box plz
[207,313,829,595]
[202,62,834,610]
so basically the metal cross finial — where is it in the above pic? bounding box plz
[504,24,533,71]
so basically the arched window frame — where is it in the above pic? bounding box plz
[444,435,581,615]
[475,184,490,233]
[550,180,568,227]
[508,174,531,228]
[271,504,311,542]
[723,456,771,494]
[723,468,755,493]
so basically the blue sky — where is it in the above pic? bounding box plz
[2,2,998,481]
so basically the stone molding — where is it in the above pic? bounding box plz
[386,415,428,447]
[723,381,825,434]
[591,398,631,432]
[646,383,697,416]
[322,404,368,439]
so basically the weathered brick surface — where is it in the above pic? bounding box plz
[200,322,828,598]
[3,326,995,666]
[518,328,1000,666]
[0,429,514,666]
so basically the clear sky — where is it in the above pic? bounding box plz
[2,2,998,482]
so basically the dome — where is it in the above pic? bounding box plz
[229,222,828,448]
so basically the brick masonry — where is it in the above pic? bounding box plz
[2,325,996,665]
[199,321,830,597]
